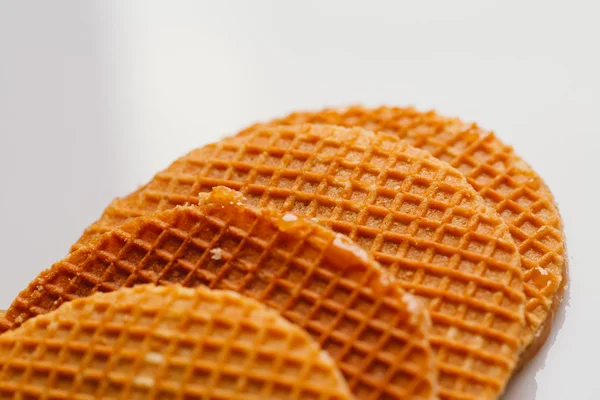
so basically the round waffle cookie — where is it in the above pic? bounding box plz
[0,284,353,400]
[2,187,438,400]
[68,125,525,399]
[264,105,566,362]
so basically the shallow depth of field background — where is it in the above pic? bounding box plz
[1,1,598,398]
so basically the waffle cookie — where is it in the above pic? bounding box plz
[68,124,525,399]
[2,187,438,400]
[0,284,353,400]
[264,105,566,362]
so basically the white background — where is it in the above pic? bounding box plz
[0,1,598,398]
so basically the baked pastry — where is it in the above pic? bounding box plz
[66,124,525,399]
[0,284,353,400]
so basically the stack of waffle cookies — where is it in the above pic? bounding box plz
[0,106,566,400]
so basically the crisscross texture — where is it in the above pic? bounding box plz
[265,105,565,359]
[68,124,525,399]
[0,285,353,400]
[2,188,437,400]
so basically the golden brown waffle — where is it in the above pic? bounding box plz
[68,125,525,399]
[263,105,566,363]
[2,187,438,400]
[0,284,353,400]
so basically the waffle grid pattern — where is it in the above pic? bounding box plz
[70,125,524,399]
[0,285,352,400]
[3,193,437,400]
[268,106,565,346]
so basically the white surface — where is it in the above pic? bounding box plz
[0,1,598,398]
